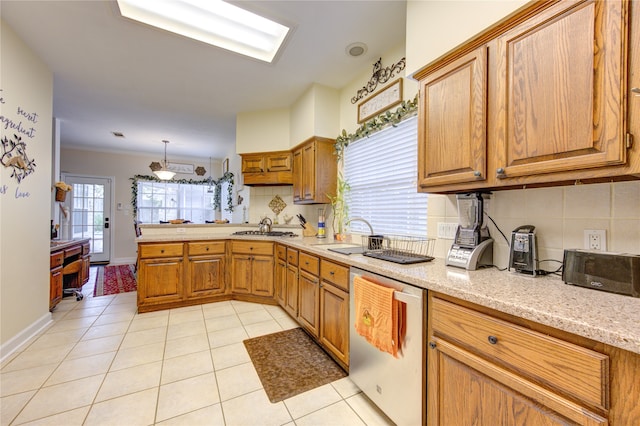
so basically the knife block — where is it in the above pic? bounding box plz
[302,223,317,237]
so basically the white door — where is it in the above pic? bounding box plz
[62,174,112,263]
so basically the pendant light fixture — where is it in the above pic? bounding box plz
[152,140,176,180]
[207,157,214,193]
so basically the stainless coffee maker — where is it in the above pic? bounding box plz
[446,193,493,270]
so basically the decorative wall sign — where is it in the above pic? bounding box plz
[357,79,403,124]
[167,162,194,174]
[195,166,206,176]
[351,57,406,104]
[1,134,36,183]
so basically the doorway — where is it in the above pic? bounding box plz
[61,174,112,263]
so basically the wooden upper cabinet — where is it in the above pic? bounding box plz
[240,151,293,186]
[492,0,627,181]
[292,136,337,204]
[415,0,635,193]
[418,46,488,189]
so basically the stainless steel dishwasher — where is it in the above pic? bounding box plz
[349,267,425,426]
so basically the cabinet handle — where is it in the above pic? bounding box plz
[160,249,165,253]
[329,271,335,275]
[206,247,209,251]
[488,335,498,345]
[473,170,481,177]
[496,168,506,179]
[632,87,640,96]
[429,341,436,349]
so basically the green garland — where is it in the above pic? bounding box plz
[130,172,234,218]
[335,93,419,161]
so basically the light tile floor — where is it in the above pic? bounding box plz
[1,267,394,426]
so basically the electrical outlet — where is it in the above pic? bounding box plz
[584,229,606,251]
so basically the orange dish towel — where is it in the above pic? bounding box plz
[354,276,401,358]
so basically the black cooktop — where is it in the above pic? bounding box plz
[232,230,298,237]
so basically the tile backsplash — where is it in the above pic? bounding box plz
[245,181,639,269]
[241,186,328,229]
[427,181,640,269]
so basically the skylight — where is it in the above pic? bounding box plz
[116,0,290,63]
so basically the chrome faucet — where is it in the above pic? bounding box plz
[346,217,374,235]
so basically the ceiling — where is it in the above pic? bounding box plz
[1,1,407,160]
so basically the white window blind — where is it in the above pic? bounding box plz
[344,116,428,236]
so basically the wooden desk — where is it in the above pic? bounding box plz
[49,238,90,310]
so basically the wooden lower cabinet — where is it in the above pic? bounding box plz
[285,264,298,317]
[230,241,274,298]
[298,270,320,338]
[138,257,184,306]
[319,280,349,366]
[427,293,620,425]
[275,257,287,307]
[49,266,63,310]
[187,256,225,298]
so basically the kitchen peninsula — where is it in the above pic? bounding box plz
[138,225,640,424]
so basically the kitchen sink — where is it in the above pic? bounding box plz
[310,243,364,255]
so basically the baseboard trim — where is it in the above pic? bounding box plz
[1,312,53,364]
[106,257,136,266]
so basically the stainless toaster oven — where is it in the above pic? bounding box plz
[563,249,640,297]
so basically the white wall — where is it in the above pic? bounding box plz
[290,83,340,146]
[60,148,221,264]
[236,108,290,153]
[405,0,528,76]
[1,20,54,354]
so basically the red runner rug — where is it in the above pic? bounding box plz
[93,264,137,297]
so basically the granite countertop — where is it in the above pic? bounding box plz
[50,238,90,252]
[137,231,640,355]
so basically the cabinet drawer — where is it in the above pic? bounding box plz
[139,243,184,259]
[231,241,273,256]
[431,297,609,409]
[286,248,299,266]
[320,259,349,291]
[276,244,287,260]
[188,241,226,256]
[242,155,264,173]
[50,252,64,268]
[299,252,319,276]
[64,246,82,258]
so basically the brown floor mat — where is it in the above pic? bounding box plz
[243,327,347,403]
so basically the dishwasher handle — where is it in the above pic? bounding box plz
[393,291,421,307]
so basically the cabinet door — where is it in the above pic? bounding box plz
[138,257,184,305]
[251,255,274,297]
[493,0,627,181]
[302,142,316,200]
[275,258,287,307]
[319,281,349,366]
[293,148,303,201]
[231,255,252,294]
[298,270,320,338]
[50,267,63,310]
[187,255,225,298]
[242,154,265,173]
[285,264,299,317]
[427,338,607,426]
[418,46,487,189]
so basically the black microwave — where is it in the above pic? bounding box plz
[563,249,640,298]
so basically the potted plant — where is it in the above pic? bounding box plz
[327,173,350,241]
[54,181,72,202]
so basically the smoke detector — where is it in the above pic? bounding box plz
[345,42,367,58]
